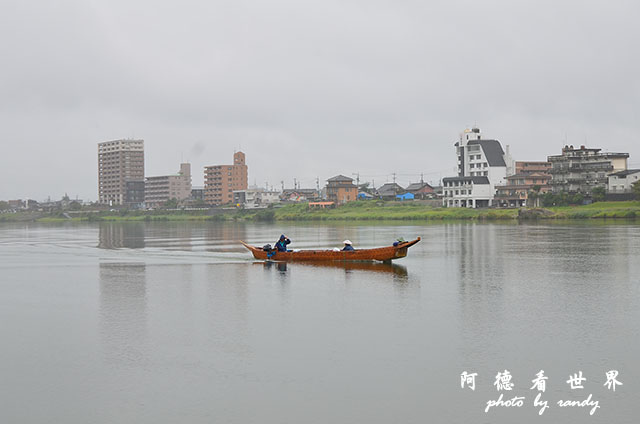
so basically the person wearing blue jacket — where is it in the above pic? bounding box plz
[342,240,355,251]
[275,235,291,252]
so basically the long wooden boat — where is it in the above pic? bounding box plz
[240,237,420,263]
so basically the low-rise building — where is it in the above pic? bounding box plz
[405,181,435,199]
[377,183,405,200]
[280,189,320,202]
[495,172,552,207]
[233,189,280,208]
[442,176,493,208]
[145,163,192,208]
[191,187,204,201]
[548,145,629,194]
[326,175,357,204]
[608,169,640,193]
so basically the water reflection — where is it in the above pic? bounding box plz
[98,223,145,249]
[260,260,408,278]
[263,261,288,273]
[99,262,148,367]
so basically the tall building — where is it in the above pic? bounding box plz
[548,145,628,194]
[98,139,145,206]
[442,128,512,208]
[145,163,192,208]
[204,152,248,205]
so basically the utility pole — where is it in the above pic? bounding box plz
[293,178,297,190]
[392,172,397,197]
[281,180,284,192]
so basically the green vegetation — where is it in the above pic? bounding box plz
[633,180,640,199]
[2,200,640,223]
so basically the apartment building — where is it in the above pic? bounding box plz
[98,139,144,206]
[548,145,629,194]
[204,152,248,205]
[145,163,192,208]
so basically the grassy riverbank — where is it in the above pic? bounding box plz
[2,200,639,223]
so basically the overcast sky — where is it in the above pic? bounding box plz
[1,0,639,201]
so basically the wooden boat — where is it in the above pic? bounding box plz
[240,237,420,263]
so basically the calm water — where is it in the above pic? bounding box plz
[1,221,638,423]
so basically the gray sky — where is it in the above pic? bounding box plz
[1,0,639,201]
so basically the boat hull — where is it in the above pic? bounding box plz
[240,238,420,262]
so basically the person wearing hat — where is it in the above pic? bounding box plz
[274,234,291,252]
[342,240,355,251]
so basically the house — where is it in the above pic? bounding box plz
[405,181,435,199]
[442,176,493,208]
[233,189,280,208]
[442,127,513,207]
[608,169,640,193]
[280,189,320,202]
[548,145,629,194]
[326,175,357,204]
[377,183,405,200]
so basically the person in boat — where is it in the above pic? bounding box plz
[342,240,355,251]
[274,234,291,252]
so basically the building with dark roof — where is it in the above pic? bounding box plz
[442,176,492,208]
[377,182,405,200]
[405,181,435,199]
[442,127,513,207]
[608,169,640,193]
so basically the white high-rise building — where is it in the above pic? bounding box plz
[442,128,513,208]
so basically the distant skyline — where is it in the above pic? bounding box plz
[2,0,639,201]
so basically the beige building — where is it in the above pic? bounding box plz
[98,139,145,205]
[145,163,192,208]
[548,145,628,194]
[204,152,248,205]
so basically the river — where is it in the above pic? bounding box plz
[1,221,638,423]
